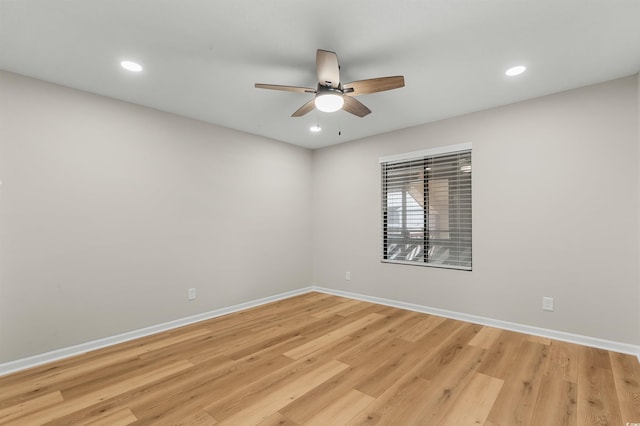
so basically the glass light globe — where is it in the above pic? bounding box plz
[315,93,344,112]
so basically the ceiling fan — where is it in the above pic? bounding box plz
[255,49,405,118]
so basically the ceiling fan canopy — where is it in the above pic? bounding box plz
[255,49,405,117]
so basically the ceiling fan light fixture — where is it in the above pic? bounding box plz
[315,93,344,112]
[255,50,403,118]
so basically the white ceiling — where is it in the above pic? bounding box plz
[1,1,639,149]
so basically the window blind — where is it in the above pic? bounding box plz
[381,146,472,270]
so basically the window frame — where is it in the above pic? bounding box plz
[380,143,472,271]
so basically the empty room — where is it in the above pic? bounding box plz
[1,1,640,425]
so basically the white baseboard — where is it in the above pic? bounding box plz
[3,284,638,377]
[311,286,640,361]
[0,286,313,377]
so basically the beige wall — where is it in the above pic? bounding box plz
[0,71,313,363]
[312,75,640,344]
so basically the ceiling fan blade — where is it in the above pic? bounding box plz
[316,49,340,88]
[255,83,316,93]
[343,76,405,96]
[342,96,371,117]
[291,99,317,117]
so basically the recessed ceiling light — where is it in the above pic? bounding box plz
[120,60,143,72]
[505,65,526,77]
[310,125,321,132]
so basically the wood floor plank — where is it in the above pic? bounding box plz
[530,374,577,426]
[577,346,624,425]
[60,353,194,401]
[279,366,360,423]
[397,314,447,342]
[0,329,208,406]
[416,345,488,424]
[304,389,374,426]
[544,340,580,383]
[610,351,640,423]
[224,324,305,361]
[352,308,423,340]
[332,300,371,317]
[1,292,639,425]
[0,391,63,424]
[125,359,239,421]
[311,299,365,319]
[345,374,434,425]
[212,360,349,425]
[79,407,138,426]
[202,355,345,421]
[130,351,296,421]
[485,340,548,425]
[255,412,298,426]
[283,313,384,360]
[414,317,467,349]
[282,335,426,422]
[437,372,504,426]
[9,360,193,425]
[134,408,216,426]
[354,338,424,398]
[467,326,502,349]
[477,329,526,379]
[528,334,552,345]
[360,341,488,426]
[336,311,434,368]
[415,322,482,381]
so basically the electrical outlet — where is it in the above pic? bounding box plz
[345,271,351,281]
[542,296,554,311]
[188,288,196,301]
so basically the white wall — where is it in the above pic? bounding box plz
[0,71,313,363]
[1,70,638,365]
[312,75,640,345]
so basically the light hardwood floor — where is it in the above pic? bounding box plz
[1,292,639,425]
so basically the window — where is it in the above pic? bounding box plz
[381,144,472,270]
